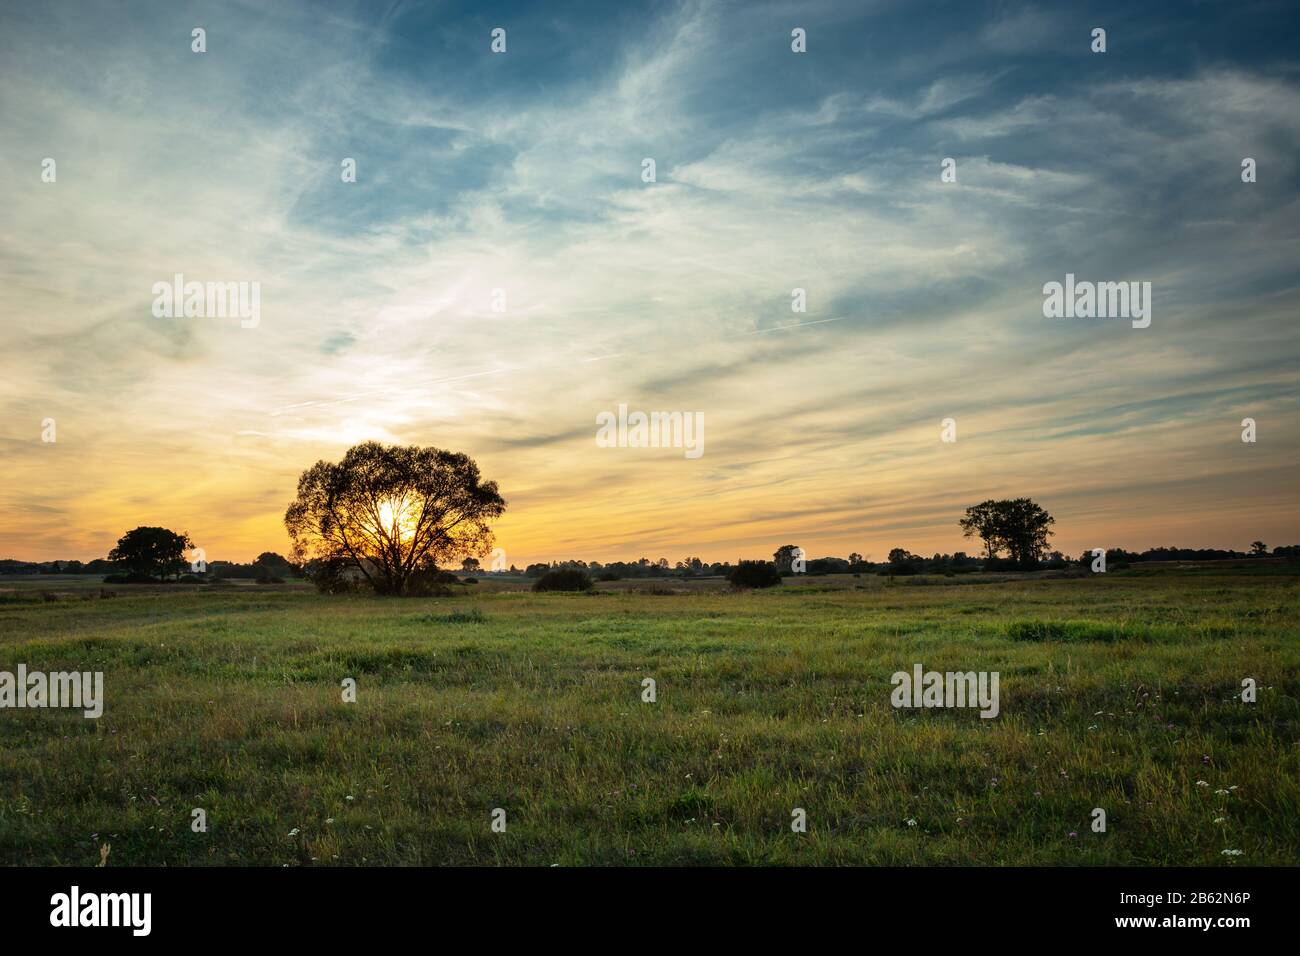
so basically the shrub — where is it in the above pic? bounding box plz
[727,560,782,589]
[533,569,593,592]
[304,558,356,595]
[406,568,456,597]
[461,577,478,585]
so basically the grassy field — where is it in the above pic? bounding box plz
[1,569,1296,866]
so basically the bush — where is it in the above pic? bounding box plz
[179,574,203,583]
[533,569,594,592]
[405,568,456,597]
[727,560,782,589]
[255,574,285,584]
[461,577,478,585]
[304,558,356,595]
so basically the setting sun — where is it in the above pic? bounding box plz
[376,499,415,542]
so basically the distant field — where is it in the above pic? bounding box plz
[1,569,1296,865]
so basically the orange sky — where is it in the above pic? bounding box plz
[3,3,1298,566]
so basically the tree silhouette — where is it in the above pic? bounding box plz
[107,526,194,580]
[959,498,1055,567]
[284,442,506,596]
[773,544,802,574]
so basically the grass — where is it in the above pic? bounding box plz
[0,569,1296,866]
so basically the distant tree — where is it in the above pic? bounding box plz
[284,442,506,596]
[848,552,864,566]
[728,560,782,589]
[885,548,922,575]
[773,544,802,574]
[1250,541,1268,556]
[959,498,1055,568]
[1077,547,1140,570]
[676,556,704,575]
[253,552,295,578]
[107,526,194,580]
[807,556,849,574]
[461,556,482,572]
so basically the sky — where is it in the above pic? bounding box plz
[1,0,1298,566]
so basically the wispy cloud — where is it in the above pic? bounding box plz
[1,0,1297,562]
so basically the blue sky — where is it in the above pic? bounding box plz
[1,0,1297,562]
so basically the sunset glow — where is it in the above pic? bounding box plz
[1,2,1297,566]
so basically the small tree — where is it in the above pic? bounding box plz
[107,526,194,580]
[773,544,802,575]
[253,552,295,579]
[884,548,922,575]
[1250,541,1268,556]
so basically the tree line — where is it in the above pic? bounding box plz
[3,444,1295,593]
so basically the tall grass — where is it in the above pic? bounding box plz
[0,571,1295,866]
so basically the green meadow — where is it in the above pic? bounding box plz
[0,569,1296,866]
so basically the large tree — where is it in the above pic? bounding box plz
[959,498,1055,567]
[107,526,195,580]
[284,442,506,596]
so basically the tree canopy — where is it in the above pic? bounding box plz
[284,442,506,596]
[959,498,1055,567]
[107,526,194,580]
